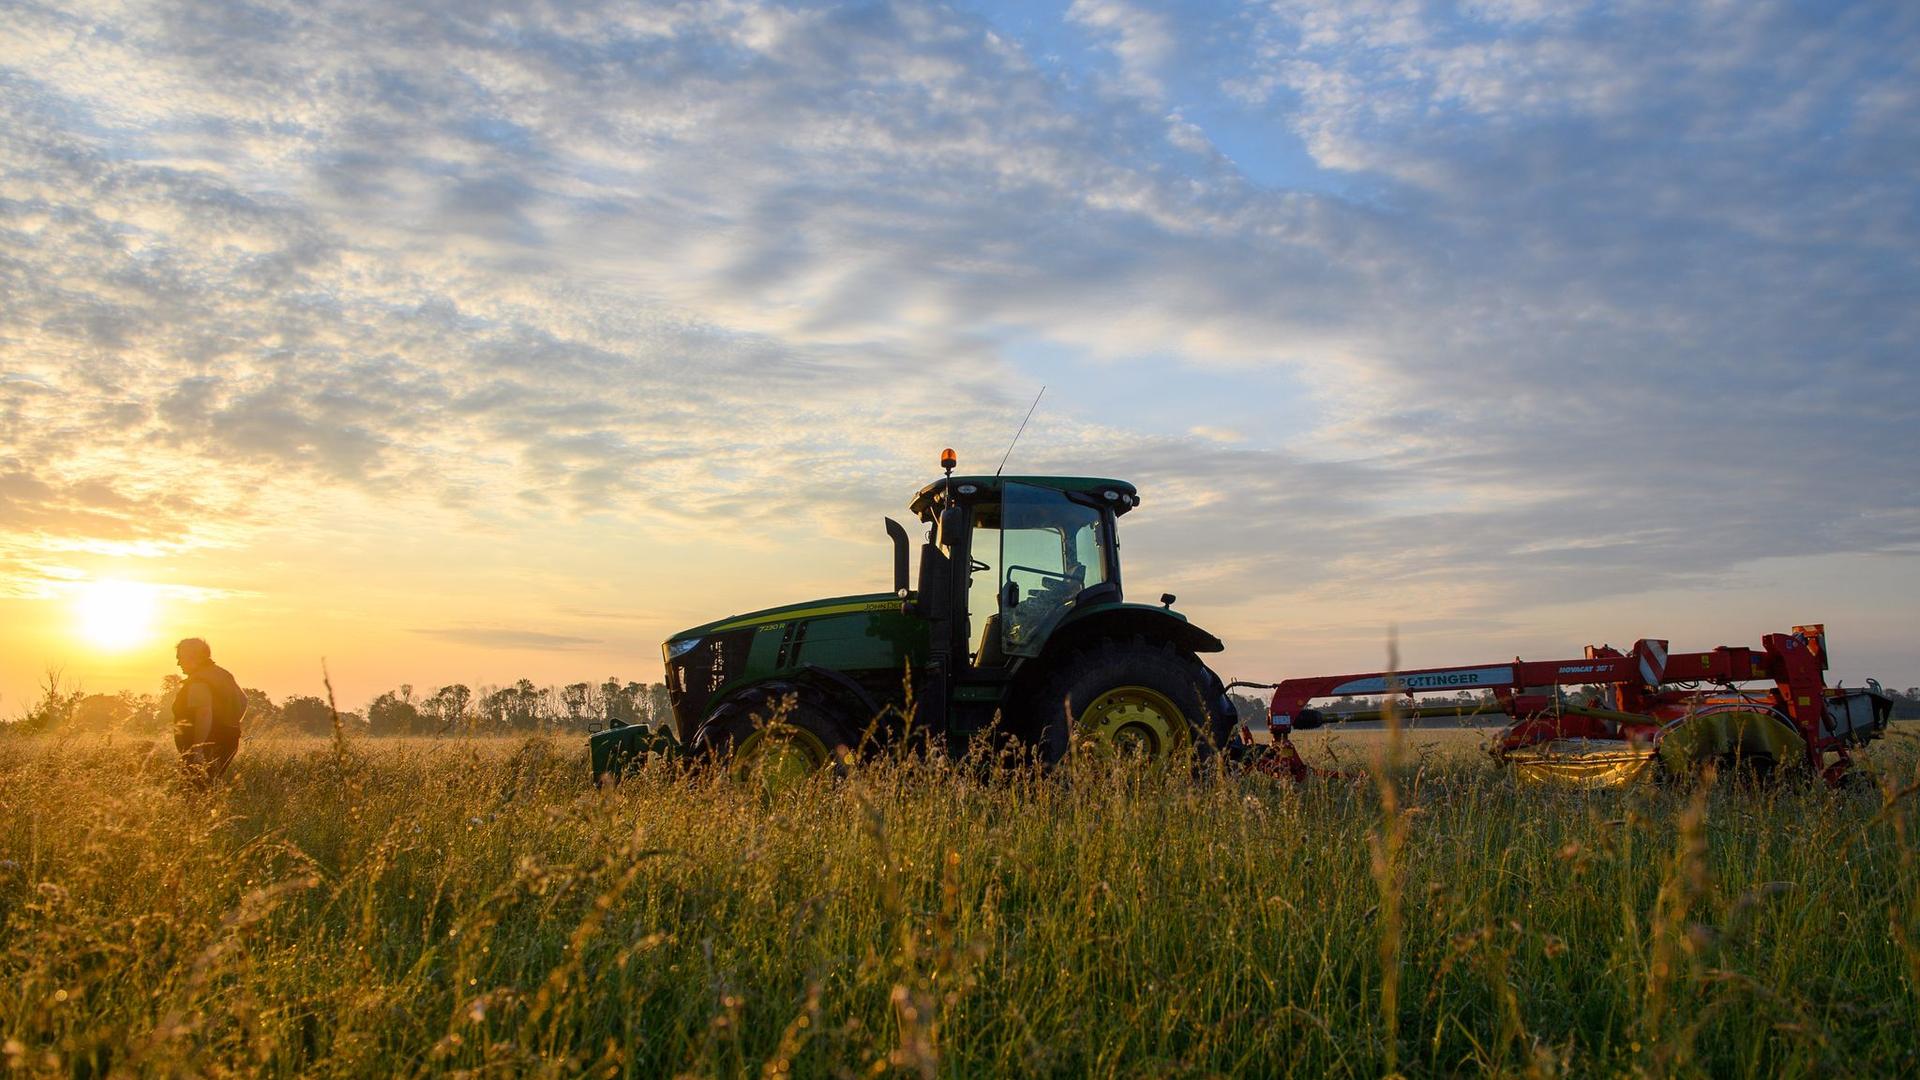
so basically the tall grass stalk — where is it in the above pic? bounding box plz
[1,728,1916,1076]
[1367,633,1408,1077]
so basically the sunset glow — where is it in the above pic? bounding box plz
[72,581,161,653]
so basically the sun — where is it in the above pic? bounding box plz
[73,579,161,652]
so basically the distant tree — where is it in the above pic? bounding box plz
[474,686,508,731]
[599,678,632,724]
[483,679,529,729]
[475,681,545,731]
[113,675,179,735]
[242,688,280,729]
[116,691,169,735]
[511,679,541,729]
[425,684,472,732]
[643,683,671,726]
[18,667,85,732]
[282,695,338,736]
[561,682,592,726]
[1890,687,1920,720]
[367,685,423,736]
[1227,693,1267,727]
[71,693,121,732]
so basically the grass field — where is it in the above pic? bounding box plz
[3,727,1918,1077]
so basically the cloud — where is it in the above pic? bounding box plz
[0,0,1914,674]
[410,628,601,651]
[1067,0,1175,98]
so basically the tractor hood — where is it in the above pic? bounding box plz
[666,592,906,643]
[659,592,928,746]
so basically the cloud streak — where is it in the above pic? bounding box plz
[411,628,602,651]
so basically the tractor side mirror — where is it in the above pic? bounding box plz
[884,517,911,597]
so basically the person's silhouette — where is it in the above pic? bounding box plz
[171,638,248,783]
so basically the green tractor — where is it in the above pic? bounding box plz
[589,455,1240,784]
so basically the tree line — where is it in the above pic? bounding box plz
[10,670,1920,737]
[3,669,674,738]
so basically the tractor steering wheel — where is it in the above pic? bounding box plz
[1006,564,1074,585]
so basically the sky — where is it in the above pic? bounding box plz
[2,0,1917,713]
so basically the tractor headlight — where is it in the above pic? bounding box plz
[663,637,703,662]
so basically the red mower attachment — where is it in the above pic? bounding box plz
[1243,625,1892,787]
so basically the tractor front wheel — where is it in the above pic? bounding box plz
[697,683,856,793]
[1031,638,1233,765]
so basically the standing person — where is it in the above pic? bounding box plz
[172,638,248,782]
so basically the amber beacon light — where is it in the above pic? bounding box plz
[940,448,957,476]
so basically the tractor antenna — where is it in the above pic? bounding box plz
[995,385,1045,477]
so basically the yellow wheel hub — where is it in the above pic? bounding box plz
[730,723,831,793]
[1075,686,1191,760]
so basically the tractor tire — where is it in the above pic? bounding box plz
[1030,637,1235,765]
[695,682,857,790]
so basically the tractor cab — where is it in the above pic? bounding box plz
[906,474,1137,669]
[885,463,1227,751]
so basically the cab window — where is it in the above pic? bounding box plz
[999,483,1107,657]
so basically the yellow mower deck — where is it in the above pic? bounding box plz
[1506,739,1658,789]
[1504,708,1809,789]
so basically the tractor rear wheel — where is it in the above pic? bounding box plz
[697,683,856,792]
[1031,638,1234,764]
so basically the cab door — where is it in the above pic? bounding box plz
[998,483,1110,658]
